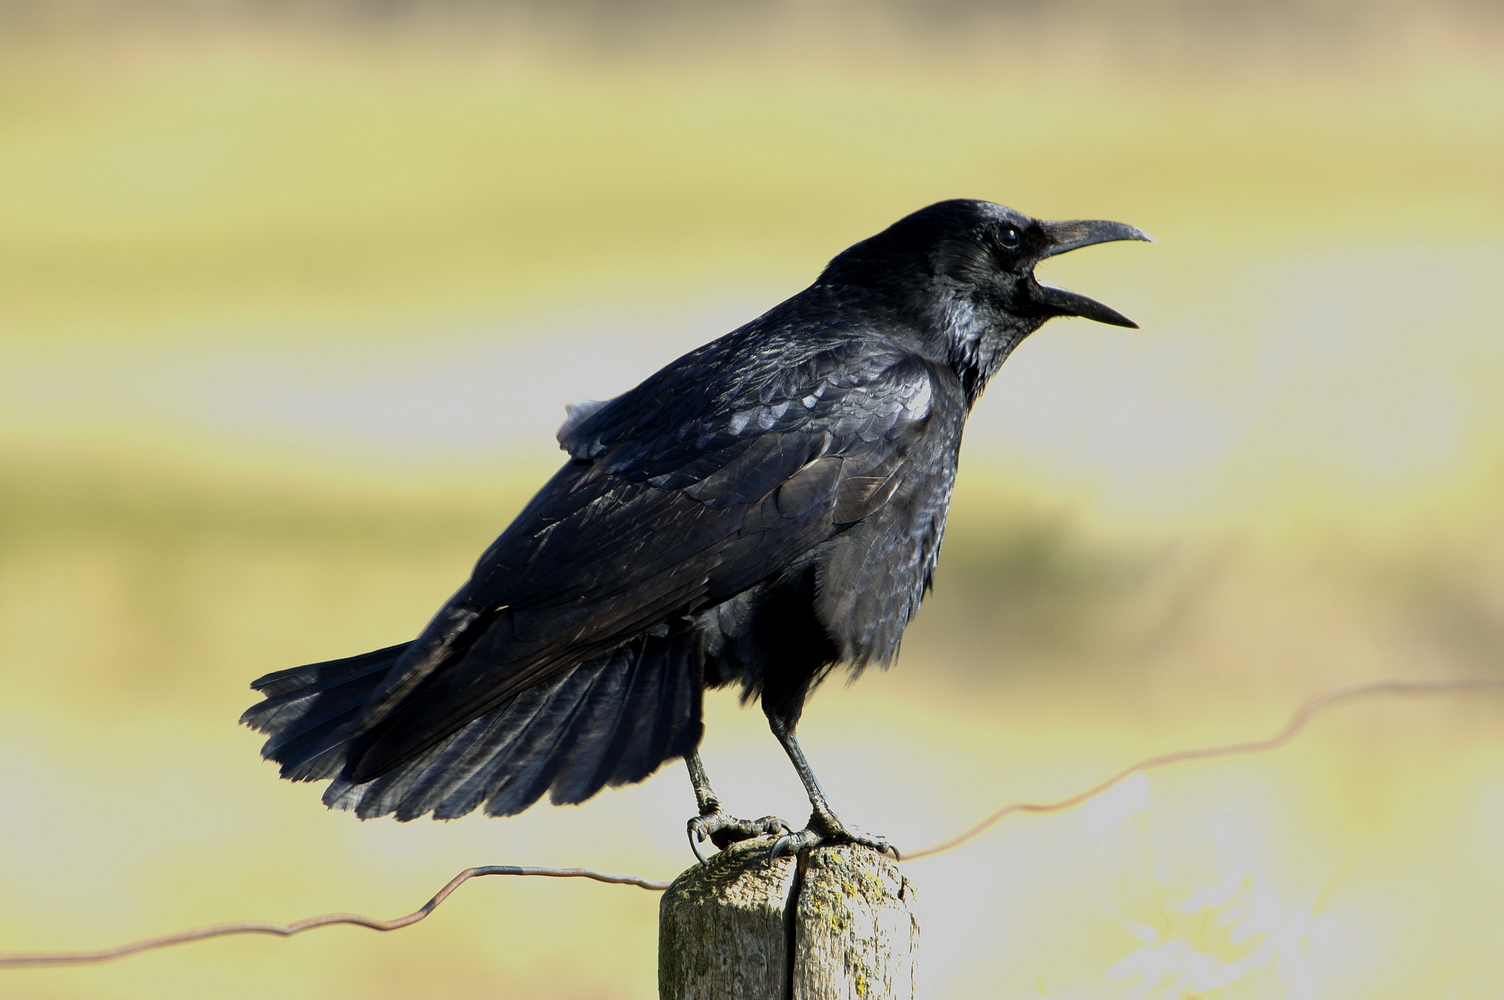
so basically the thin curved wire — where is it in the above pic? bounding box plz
[0,866,671,968]
[901,676,1504,861]
[4,675,1500,968]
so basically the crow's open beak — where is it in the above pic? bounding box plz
[1030,219,1153,329]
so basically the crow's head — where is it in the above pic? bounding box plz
[820,199,1152,401]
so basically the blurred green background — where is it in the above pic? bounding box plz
[2,2,1504,997]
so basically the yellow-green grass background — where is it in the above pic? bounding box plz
[3,6,1504,997]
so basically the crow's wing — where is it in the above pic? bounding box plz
[346,335,945,780]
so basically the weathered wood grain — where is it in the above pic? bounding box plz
[659,840,918,1000]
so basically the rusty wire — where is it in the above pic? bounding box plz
[2,674,1499,969]
[901,676,1504,860]
[0,866,670,969]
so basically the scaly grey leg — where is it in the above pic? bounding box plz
[683,748,790,864]
[766,715,898,861]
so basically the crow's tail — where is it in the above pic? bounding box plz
[240,632,704,821]
[241,643,410,783]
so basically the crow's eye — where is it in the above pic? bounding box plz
[996,227,1021,250]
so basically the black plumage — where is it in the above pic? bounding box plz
[242,199,1150,855]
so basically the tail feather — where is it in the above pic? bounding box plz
[568,628,702,797]
[568,631,703,799]
[244,632,703,821]
[407,681,572,821]
[383,698,543,821]
[474,662,621,816]
[241,644,411,782]
[548,642,666,805]
[645,633,703,781]
[331,667,589,820]
[247,643,410,699]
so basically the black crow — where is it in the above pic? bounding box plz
[242,199,1150,859]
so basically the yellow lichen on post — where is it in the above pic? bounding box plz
[659,841,918,1000]
[792,847,918,1000]
[659,840,800,1000]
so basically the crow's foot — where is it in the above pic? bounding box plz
[768,809,899,864]
[687,811,792,864]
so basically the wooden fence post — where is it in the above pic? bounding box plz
[658,839,919,1000]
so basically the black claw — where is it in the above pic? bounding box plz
[767,826,825,866]
[687,821,713,866]
[686,806,894,865]
[763,808,895,862]
[686,811,792,864]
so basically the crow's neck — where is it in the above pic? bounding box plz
[929,286,1036,408]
